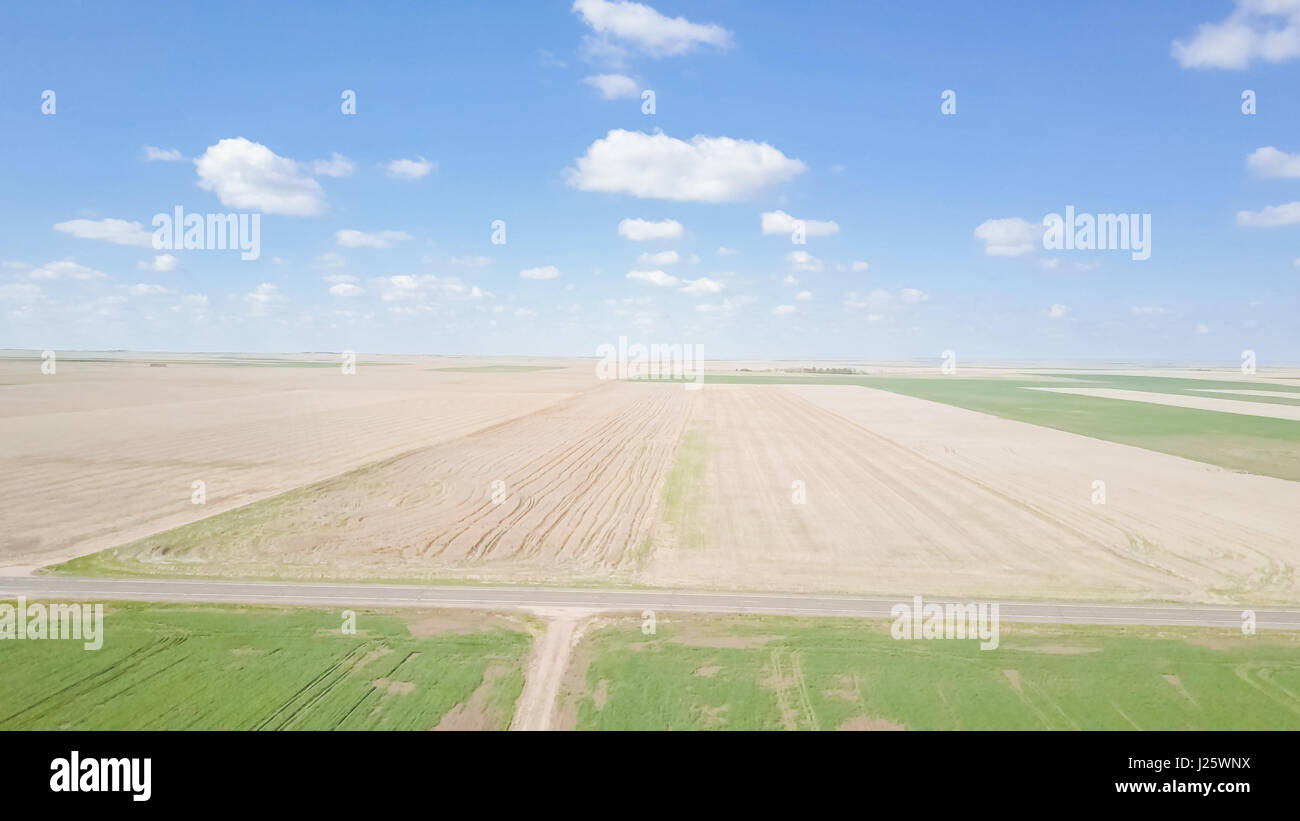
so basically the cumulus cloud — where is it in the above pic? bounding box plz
[373,274,488,303]
[195,138,326,216]
[53,218,153,247]
[312,152,356,177]
[1246,146,1300,177]
[973,217,1041,256]
[582,73,640,99]
[716,246,738,256]
[772,304,795,315]
[627,269,679,286]
[786,250,823,272]
[678,276,723,295]
[329,282,363,297]
[760,210,839,237]
[637,250,679,266]
[1049,303,1071,319]
[12,258,108,281]
[795,290,812,301]
[335,229,412,248]
[143,146,184,162]
[1237,201,1300,227]
[385,156,435,179]
[139,254,178,272]
[567,130,806,202]
[618,217,683,240]
[1172,1,1300,69]
[520,265,561,280]
[900,288,928,304]
[572,0,733,58]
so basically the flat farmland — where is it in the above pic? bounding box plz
[639,384,1300,604]
[0,354,589,569]
[0,601,531,730]
[58,379,693,584]
[20,356,1300,607]
[560,613,1300,731]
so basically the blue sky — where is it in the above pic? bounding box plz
[2,0,1299,361]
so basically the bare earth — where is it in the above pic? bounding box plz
[5,355,1300,606]
[0,354,588,566]
[1026,386,1300,420]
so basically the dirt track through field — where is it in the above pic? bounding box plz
[511,611,595,731]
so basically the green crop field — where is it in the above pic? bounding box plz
[567,614,1300,730]
[0,602,530,730]
[702,372,1300,481]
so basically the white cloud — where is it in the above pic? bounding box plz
[195,138,326,216]
[335,229,412,248]
[245,283,284,316]
[1237,201,1300,227]
[572,0,733,58]
[374,274,488,303]
[180,293,208,307]
[582,73,640,99]
[139,254,178,272]
[1196,323,1210,334]
[330,282,363,297]
[129,283,174,296]
[637,250,679,266]
[900,288,928,304]
[716,246,738,256]
[143,146,184,162]
[14,258,108,281]
[678,276,723,295]
[786,250,823,272]
[1247,146,1300,178]
[627,269,679,287]
[760,210,840,237]
[782,274,799,286]
[520,265,561,280]
[1049,303,1071,319]
[795,290,812,301]
[314,252,346,269]
[53,218,152,247]
[1172,1,1300,69]
[312,152,356,177]
[851,260,869,272]
[772,304,795,315]
[385,156,435,179]
[1131,306,1169,316]
[973,217,1041,256]
[618,217,683,240]
[567,129,806,202]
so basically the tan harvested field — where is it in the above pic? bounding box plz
[0,353,592,568]
[1027,386,1300,420]
[7,354,1300,606]
[641,385,1300,603]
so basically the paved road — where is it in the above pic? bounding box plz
[2,576,1299,628]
